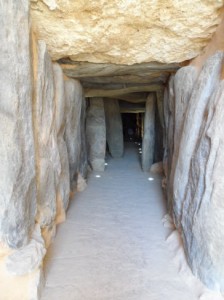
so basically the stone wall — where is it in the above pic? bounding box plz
[164,16,224,291]
[0,2,87,298]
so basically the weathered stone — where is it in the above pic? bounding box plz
[64,79,83,190]
[33,40,59,228]
[53,63,70,223]
[142,94,156,172]
[86,98,106,171]
[150,162,163,175]
[163,76,175,208]
[173,52,224,289]
[154,100,163,163]
[77,173,87,192]
[173,52,224,226]
[78,95,88,178]
[168,66,198,224]
[6,225,46,276]
[165,51,224,291]
[156,90,165,129]
[0,0,36,248]
[31,1,223,64]
[104,99,124,158]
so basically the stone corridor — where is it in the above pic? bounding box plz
[41,143,204,300]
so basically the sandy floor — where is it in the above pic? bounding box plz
[41,143,224,300]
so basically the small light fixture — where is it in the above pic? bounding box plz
[95,175,101,178]
[105,163,108,166]
[148,177,154,181]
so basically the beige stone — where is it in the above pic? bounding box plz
[30,0,223,65]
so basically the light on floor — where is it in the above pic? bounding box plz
[148,177,154,181]
[95,175,101,178]
[105,163,108,166]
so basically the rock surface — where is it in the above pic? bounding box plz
[78,95,88,179]
[0,0,36,249]
[166,51,224,291]
[104,99,124,158]
[33,40,59,228]
[30,0,223,64]
[64,79,83,190]
[86,98,106,171]
[6,225,46,276]
[142,94,156,172]
[53,63,70,223]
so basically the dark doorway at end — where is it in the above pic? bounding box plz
[121,113,143,143]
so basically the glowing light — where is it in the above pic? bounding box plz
[105,163,108,166]
[148,177,154,181]
[139,151,142,154]
[95,175,101,178]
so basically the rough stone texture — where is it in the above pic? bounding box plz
[150,162,163,175]
[166,51,224,291]
[34,40,59,228]
[86,98,106,171]
[78,96,88,178]
[154,100,163,163]
[64,79,83,191]
[104,99,124,158]
[77,173,87,192]
[0,0,36,249]
[53,63,70,224]
[6,225,46,276]
[142,94,156,172]
[163,76,175,208]
[30,1,223,64]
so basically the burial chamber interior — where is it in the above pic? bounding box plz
[1,2,224,299]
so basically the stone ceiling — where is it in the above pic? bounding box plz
[30,0,224,110]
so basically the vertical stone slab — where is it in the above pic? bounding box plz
[156,90,165,128]
[169,66,198,225]
[141,94,156,172]
[172,52,224,290]
[53,63,70,223]
[64,79,83,191]
[0,1,36,248]
[34,40,59,228]
[154,100,163,163]
[173,53,223,225]
[104,99,124,158]
[78,95,88,180]
[86,98,106,171]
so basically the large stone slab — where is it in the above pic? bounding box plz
[104,99,124,158]
[78,95,88,181]
[166,52,224,291]
[33,40,59,228]
[173,52,223,226]
[0,1,36,248]
[86,98,106,171]
[53,63,70,223]
[64,79,83,191]
[141,93,156,172]
[31,1,222,64]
